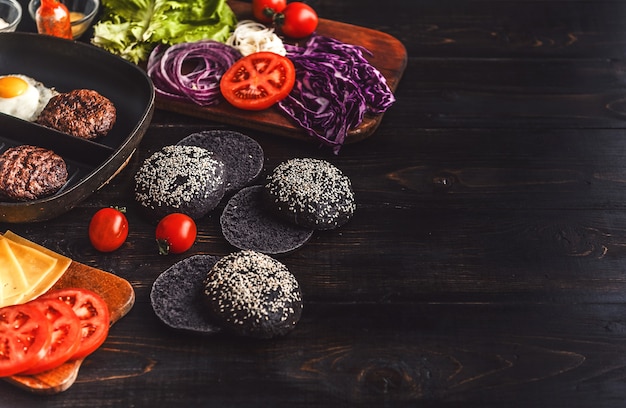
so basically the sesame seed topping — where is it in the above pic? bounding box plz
[265,158,356,229]
[134,145,225,211]
[203,250,302,337]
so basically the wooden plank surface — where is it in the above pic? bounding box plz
[5,0,626,406]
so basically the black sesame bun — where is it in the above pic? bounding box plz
[177,130,264,194]
[134,145,226,220]
[264,158,356,230]
[220,185,313,255]
[150,255,222,334]
[203,250,303,339]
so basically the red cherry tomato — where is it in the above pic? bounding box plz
[220,52,296,111]
[19,298,81,375]
[155,213,197,255]
[275,2,318,39]
[252,0,286,23]
[88,207,129,252]
[0,303,51,377]
[42,288,110,359]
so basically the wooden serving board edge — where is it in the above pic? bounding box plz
[154,0,408,145]
[3,261,135,395]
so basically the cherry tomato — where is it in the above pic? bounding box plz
[155,213,197,255]
[0,303,51,377]
[88,207,129,252]
[20,298,81,375]
[252,0,286,23]
[42,288,110,359]
[220,52,296,111]
[275,2,318,39]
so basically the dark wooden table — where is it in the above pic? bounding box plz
[5,0,626,406]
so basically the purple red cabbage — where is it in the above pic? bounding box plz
[279,34,396,154]
[147,40,242,106]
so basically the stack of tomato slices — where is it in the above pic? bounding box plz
[0,288,110,377]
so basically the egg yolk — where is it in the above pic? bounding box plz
[0,76,29,99]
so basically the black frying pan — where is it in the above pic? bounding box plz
[0,32,154,222]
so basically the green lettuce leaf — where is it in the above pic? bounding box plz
[91,0,237,64]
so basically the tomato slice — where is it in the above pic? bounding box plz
[220,52,296,111]
[0,303,51,377]
[42,288,110,359]
[19,298,81,375]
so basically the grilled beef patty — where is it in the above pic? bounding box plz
[36,89,116,140]
[0,145,68,201]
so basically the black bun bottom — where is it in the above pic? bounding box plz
[150,255,222,334]
[203,250,303,339]
[220,185,313,255]
[264,158,356,230]
[177,130,264,194]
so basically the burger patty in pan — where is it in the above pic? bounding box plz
[0,145,68,201]
[37,89,116,140]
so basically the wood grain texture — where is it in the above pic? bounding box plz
[6,0,626,406]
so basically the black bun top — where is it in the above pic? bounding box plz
[203,250,303,338]
[264,158,356,230]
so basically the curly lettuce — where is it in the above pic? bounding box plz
[91,0,237,64]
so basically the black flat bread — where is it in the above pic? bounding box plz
[177,130,264,194]
[220,185,313,255]
[150,254,222,334]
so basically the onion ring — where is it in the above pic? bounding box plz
[147,40,242,106]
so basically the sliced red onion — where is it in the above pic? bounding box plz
[147,40,242,106]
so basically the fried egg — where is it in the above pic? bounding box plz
[0,75,58,122]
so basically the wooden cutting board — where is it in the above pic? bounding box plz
[3,261,135,395]
[155,0,408,144]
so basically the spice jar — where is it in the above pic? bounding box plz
[35,0,72,39]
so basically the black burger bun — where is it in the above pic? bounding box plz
[263,158,356,230]
[203,250,303,339]
[150,254,222,334]
[134,145,226,220]
[177,130,264,195]
[220,185,313,255]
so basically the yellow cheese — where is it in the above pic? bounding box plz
[4,231,72,266]
[0,237,28,307]
[6,238,58,299]
[1,231,72,307]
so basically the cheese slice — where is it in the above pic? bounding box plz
[6,238,58,297]
[0,237,28,307]
[4,231,72,266]
[1,231,72,307]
